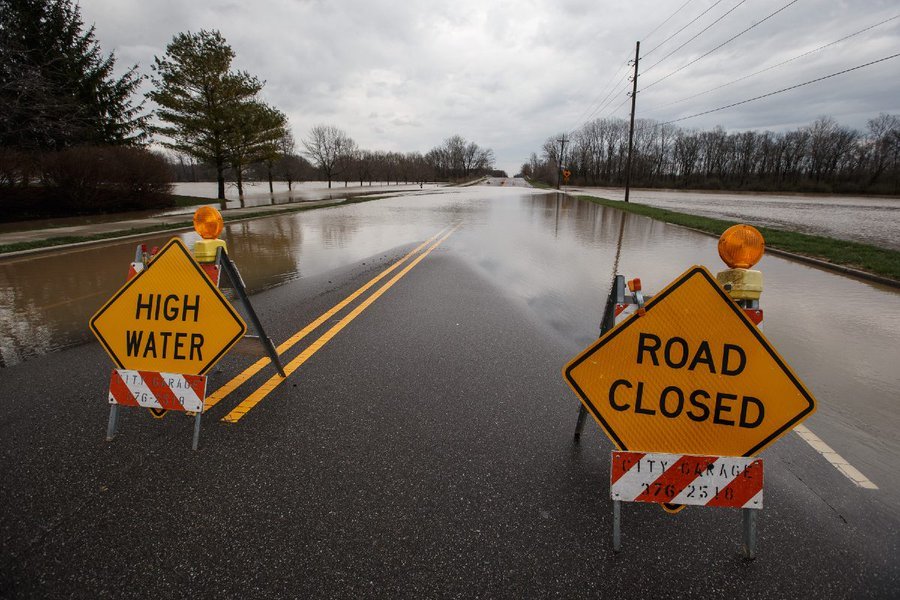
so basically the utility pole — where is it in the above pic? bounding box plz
[556,134,568,190]
[624,40,640,203]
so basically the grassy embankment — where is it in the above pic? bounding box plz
[525,179,553,190]
[576,195,900,282]
[0,195,387,255]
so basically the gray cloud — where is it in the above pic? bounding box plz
[80,0,900,175]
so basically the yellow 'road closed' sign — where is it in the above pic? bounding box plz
[563,265,816,457]
[90,238,246,375]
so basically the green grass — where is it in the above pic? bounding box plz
[169,194,212,207]
[576,195,900,282]
[525,178,553,190]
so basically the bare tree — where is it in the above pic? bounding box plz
[866,113,900,184]
[276,131,303,191]
[336,138,358,187]
[302,124,353,188]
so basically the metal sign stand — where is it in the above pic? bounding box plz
[215,246,286,378]
[105,243,286,450]
[732,291,762,561]
[573,274,761,560]
[573,275,631,443]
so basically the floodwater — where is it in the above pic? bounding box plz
[0,187,467,367]
[569,186,900,250]
[2,186,899,496]
[0,181,433,235]
[173,181,436,210]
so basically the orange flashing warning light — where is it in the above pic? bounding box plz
[718,224,765,269]
[193,206,224,240]
[627,278,646,316]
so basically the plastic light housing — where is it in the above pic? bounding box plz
[718,224,765,269]
[193,206,224,240]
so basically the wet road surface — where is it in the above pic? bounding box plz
[1,185,898,597]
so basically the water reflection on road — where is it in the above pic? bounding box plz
[0,188,474,366]
[446,192,900,508]
[2,188,899,500]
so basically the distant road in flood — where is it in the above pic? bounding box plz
[569,186,900,250]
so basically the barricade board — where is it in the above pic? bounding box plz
[611,451,763,509]
[109,369,207,413]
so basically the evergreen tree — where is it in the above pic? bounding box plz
[149,29,265,205]
[0,0,146,150]
[225,101,287,202]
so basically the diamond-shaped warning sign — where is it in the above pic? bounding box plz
[90,238,246,375]
[563,265,816,457]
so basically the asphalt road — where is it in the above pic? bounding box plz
[1,202,898,598]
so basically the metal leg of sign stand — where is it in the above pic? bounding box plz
[216,247,286,378]
[106,404,120,441]
[573,405,589,442]
[740,297,760,560]
[573,275,625,443]
[612,500,622,552]
[742,508,757,560]
[192,412,202,451]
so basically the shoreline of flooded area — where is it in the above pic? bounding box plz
[569,186,900,250]
[2,187,898,371]
[0,181,436,235]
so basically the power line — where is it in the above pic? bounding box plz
[566,2,694,136]
[642,0,801,92]
[568,58,631,134]
[641,0,748,77]
[642,0,725,60]
[641,0,695,45]
[565,0,727,136]
[584,79,634,123]
[644,13,900,113]
[609,95,632,119]
[660,52,900,125]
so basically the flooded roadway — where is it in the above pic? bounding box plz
[569,186,900,250]
[1,184,899,505]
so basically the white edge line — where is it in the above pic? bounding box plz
[794,424,879,490]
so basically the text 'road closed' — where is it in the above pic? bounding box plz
[563,266,816,456]
[607,333,764,429]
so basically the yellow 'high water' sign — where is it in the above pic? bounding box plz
[563,265,816,457]
[90,238,246,375]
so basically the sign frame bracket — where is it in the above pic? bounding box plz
[612,496,758,560]
[215,246,287,378]
[574,274,635,442]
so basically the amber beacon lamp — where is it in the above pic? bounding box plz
[192,206,226,263]
[716,224,765,302]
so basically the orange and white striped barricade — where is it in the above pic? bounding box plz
[96,239,247,451]
[610,452,763,556]
[101,240,284,450]
[108,370,208,445]
[570,272,771,557]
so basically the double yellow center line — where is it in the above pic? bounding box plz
[207,224,460,423]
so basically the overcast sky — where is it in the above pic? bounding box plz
[78,0,900,176]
